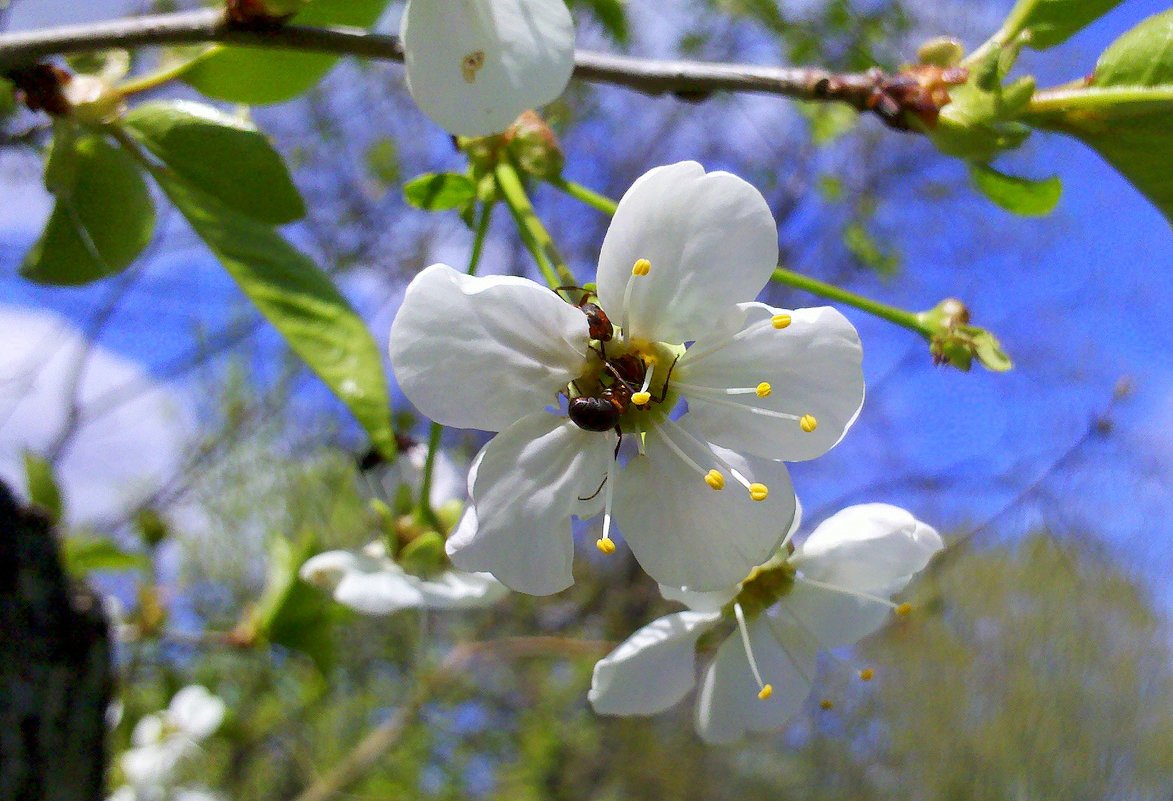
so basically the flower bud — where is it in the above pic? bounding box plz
[916,37,965,68]
[504,110,565,180]
[61,73,125,124]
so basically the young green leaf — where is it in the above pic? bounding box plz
[969,163,1062,216]
[147,164,396,459]
[571,0,629,44]
[995,0,1124,51]
[22,450,63,524]
[22,128,155,285]
[1026,10,1173,226]
[63,536,148,576]
[124,100,306,224]
[180,0,391,104]
[252,535,340,673]
[403,173,478,211]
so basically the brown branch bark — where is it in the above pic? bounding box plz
[0,8,885,111]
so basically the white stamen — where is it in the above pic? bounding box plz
[600,452,618,543]
[793,574,900,610]
[678,315,785,367]
[638,360,656,394]
[734,602,771,695]
[658,417,755,492]
[650,421,709,479]
[675,386,805,422]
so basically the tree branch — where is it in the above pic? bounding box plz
[0,8,885,111]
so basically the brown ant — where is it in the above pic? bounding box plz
[554,285,612,343]
[552,285,679,500]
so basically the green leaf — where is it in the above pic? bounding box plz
[798,101,860,145]
[969,163,1062,216]
[65,49,131,81]
[22,451,63,524]
[403,173,478,211]
[124,100,305,225]
[972,329,1014,372]
[997,0,1124,50]
[1028,10,1173,226]
[147,164,396,458]
[180,0,391,104]
[63,536,148,576]
[364,137,401,190]
[254,536,338,673]
[843,221,900,275]
[571,0,629,44]
[0,78,16,119]
[22,127,155,285]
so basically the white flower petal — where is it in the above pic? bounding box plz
[415,570,510,609]
[678,303,864,461]
[121,740,190,788]
[595,162,779,345]
[334,557,427,615]
[658,584,738,613]
[777,578,892,649]
[589,611,721,715]
[614,419,796,591]
[167,686,224,740]
[130,713,164,747]
[793,504,943,593]
[401,0,575,136]
[388,264,590,432]
[694,616,815,744]
[448,411,613,594]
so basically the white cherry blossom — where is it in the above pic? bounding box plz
[118,685,225,789]
[400,0,575,136]
[588,504,943,744]
[388,161,865,595]
[300,541,507,615]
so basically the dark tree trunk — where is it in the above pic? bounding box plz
[0,480,112,801]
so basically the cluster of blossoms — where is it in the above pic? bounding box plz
[300,9,944,743]
[107,685,227,801]
[292,153,947,741]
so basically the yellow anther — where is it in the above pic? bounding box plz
[858,668,874,682]
[748,483,769,502]
[757,684,774,700]
[596,538,616,555]
[755,382,772,398]
[819,698,834,710]
[704,469,725,491]
[800,414,818,433]
[632,258,651,276]
[896,602,913,616]
[771,313,792,329]
[631,391,652,406]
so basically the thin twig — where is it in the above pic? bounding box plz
[0,9,884,110]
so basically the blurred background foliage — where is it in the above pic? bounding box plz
[2,0,1172,797]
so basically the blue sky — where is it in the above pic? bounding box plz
[1,0,1170,607]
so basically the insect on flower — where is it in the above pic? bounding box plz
[389,162,866,595]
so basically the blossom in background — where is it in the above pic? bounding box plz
[588,504,944,743]
[400,0,575,136]
[110,685,226,800]
[389,161,865,595]
[300,541,508,615]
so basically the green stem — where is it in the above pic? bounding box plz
[771,267,926,334]
[116,54,201,96]
[1023,85,1173,120]
[416,421,444,530]
[494,160,577,289]
[466,200,493,276]
[548,176,619,216]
